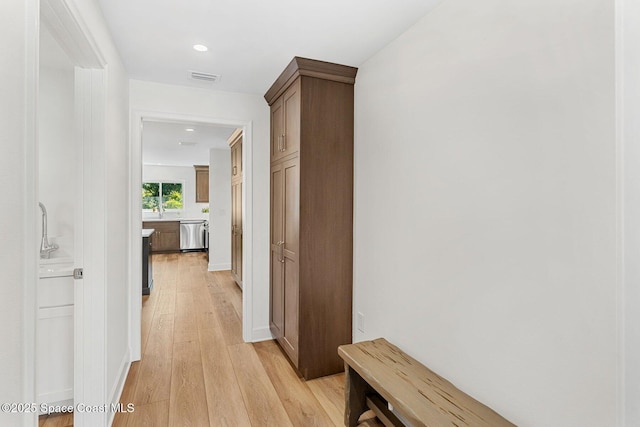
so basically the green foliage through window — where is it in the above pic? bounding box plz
[142,182,183,210]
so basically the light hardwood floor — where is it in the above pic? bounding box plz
[41,252,369,427]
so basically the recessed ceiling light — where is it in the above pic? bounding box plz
[193,44,208,52]
[185,128,195,132]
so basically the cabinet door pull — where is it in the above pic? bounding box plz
[276,240,285,262]
[280,240,285,263]
[233,165,237,176]
[281,134,286,152]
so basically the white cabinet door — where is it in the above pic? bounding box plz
[37,276,74,407]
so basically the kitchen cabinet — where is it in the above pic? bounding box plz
[265,57,357,380]
[229,130,243,288]
[143,221,180,253]
[194,165,209,203]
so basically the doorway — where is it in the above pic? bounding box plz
[129,112,254,361]
[32,0,109,426]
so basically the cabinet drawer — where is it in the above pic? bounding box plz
[38,276,74,308]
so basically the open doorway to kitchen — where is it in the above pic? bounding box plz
[129,112,254,362]
[140,119,236,269]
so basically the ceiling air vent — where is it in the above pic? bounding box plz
[189,71,220,83]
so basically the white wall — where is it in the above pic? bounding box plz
[353,1,617,426]
[39,35,75,258]
[622,0,640,424]
[2,1,130,425]
[209,148,232,270]
[130,80,271,340]
[142,164,210,219]
[0,1,35,425]
[2,0,130,424]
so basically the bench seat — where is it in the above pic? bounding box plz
[338,338,515,427]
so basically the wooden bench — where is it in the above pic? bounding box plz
[338,338,515,427]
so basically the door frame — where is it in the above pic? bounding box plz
[26,1,109,426]
[129,110,254,359]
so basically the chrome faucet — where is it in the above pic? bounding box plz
[39,202,59,259]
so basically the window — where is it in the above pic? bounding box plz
[142,182,183,211]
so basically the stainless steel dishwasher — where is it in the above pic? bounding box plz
[180,220,206,251]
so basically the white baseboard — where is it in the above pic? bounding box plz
[250,326,274,343]
[107,348,131,426]
[208,262,231,271]
[37,390,73,408]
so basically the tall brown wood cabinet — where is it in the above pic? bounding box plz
[265,57,357,380]
[229,129,243,288]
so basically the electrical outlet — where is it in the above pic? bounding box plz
[357,312,365,333]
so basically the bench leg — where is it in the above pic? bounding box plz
[345,364,369,427]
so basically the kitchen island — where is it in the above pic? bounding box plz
[142,228,154,294]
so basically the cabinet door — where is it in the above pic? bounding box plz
[237,138,243,175]
[231,181,243,285]
[231,182,237,278]
[271,96,285,162]
[271,79,300,162]
[282,80,300,157]
[230,183,236,276]
[270,164,285,338]
[235,181,242,281]
[231,140,243,178]
[148,222,180,252]
[161,226,180,251]
[195,166,209,202]
[281,158,299,362]
[37,306,74,404]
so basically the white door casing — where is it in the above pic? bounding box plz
[35,1,109,426]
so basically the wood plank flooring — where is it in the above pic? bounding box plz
[42,252,349,426]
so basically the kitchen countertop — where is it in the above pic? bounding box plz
[142,228,155,238]
[142,217,207,222]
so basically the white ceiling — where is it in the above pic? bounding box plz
[96,0,444,94]
[142,120,237,166]
[99,0,444,165]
